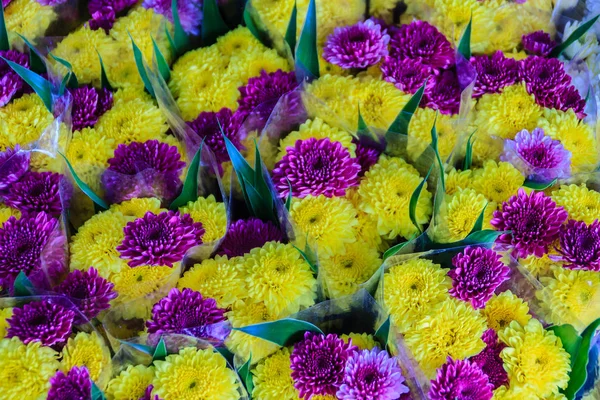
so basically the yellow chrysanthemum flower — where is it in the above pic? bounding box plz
[290,195,358,258]
[320,240,381,298]
[0,337,59,400]
[113,86,155,105]
[405,298,487,377]
[355,78,410,131]
[0,93,54,151]
[552,184,600,225]
[519,252,561,279]
[0,308,13,339]
[471,161,525,204]
[242,241,316,315]
[178,195,227,243]
[67,128,113,170]
[384,258,451,333]
[408,107,459,161]
[445,168,472,196]
[358,156,432,240]
[110,197,165,220]
[433,188,490,243]
[305,74,358,130]
[227,300,280,362]
[370,0,400,21]
[251,0,296,37]
[216,26,265,58]
[482,290,531,332]
[252,347,300,400]
[346,187,385,251]
[104,43,145,89]
[431,0,492,53]
[153,347,240,399]
[483,4,526,53]
[318,53,349,77]
[169,46,228,98]
[4,0,55,42]
[61,332,112,390]
[106,365,155,400]
[0,206,20,226]
[499,319,571,398]
[340,333,379,351]
[228,48,291,85]
[176,69,241,120]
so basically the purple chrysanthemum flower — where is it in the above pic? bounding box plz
[521,57,571,103]
[353,139,380,177]
[217,218,283,257]
[71,86,113,131]
[541,84,587,118]
[522,31,557,57]
[429,357,493,400]
[380,57,432,94]
[469,330,508,390]
[88,6,116,32]
[140,385,162,400]
[146,288,226,340]
[272,138,361,198]
[2,0,11,7]
[0,73,20,107]
[36,0,68,5]
[337,347,410,400]
[491,189,568,258]
[142,0,202,36]
[3,171,70,217]
[236,70,298,123]
[6,300,75,346]
[117,211,204,267]
[0,145,30,191]
[0,49,29,107]
[550,220,600,271]
[47,367,92,400]
[323,19,390,69]
[389,21,454,70]
[102,140,185,204]
[449,247,510,309]
[470,52,520,97]
[188,108,242,164]
[55,267,117,325]
[88,0,136,16]
[500,128,571,182]
[423,70,461,115]
[290,332,358,398]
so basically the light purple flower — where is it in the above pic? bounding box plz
[469,330,508,390]
[6,300,75,346]
[522,31,557,57]
[551,219,600,271]
[470,51,520,97]
[188,108,243,164]
[429,357,493,400]
[71,86,113,131]
[217,218,283,258]
[4,171,70,217]
[389,20,454,70]
[380,57,432,94]
[423,69,461,115]
[47,366,92,400]
[0,145,30,191]
[142,0,202,36]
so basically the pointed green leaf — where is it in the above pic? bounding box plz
[463,130,477,170]
[550,15,600,58]
[430,116,445,192]
[523,178,557,191]
[0,5,8,51]
[409,165,433,233]
[388,80,426,135]
[165,26,177,59]
[170,142,203,210]
[49,53,78,89]
[243,8,270,48]
[127,342,154,355]
[91,382,107,400]
[237,354,254,396]
[172,0,190,55]
[457,16,472,59]
[13,271,34,296]
[15,34,46,74]
[357,104,369,136]
[253,141,272,207]
[234,318,323,346]
[223,134,255,187]
[59,73,70,96]
[130,34,155,98]
[293,243,318,273]
[295,0,319,78]
[151,37,171,81]
[374,316,391,350]
[244,176,276,222]
[383,236,415,260]
[96,51,113,91]
[563,318,600,399]
[60,153,109,211]
[285,1,297,56]
[285,178,292,211]
[549,324,582,373]
[152,338,168,362]
[202,0,230,46]
[215,347,234,364]
[469,203,488,234]
[457,230,503,247]
[1,56,53,112]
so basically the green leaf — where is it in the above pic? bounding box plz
[16,34,46,74]
[430,115,445,192]
[13,271,33,296]
[362,265,384,297]
[469,203,487,234]
[170,142,203,210]
[97,50,113,91]
[152,338,168,362]
[60,153,109,211]
[457,15,472,59]
[1,56,53,112]
[284,1,297,56]
[463,130,477,170]
[202,0,229,46]
[215,347,234,364]
[165,27,177,60]
[293,243,318,273]
[243,8,270,48]
[49,53,78,89]
[237,354,254,397]
[126,342,154,355]
[563,318,600,399]
[0,5,8,51]
[151,37,171,81]
[285,178,292,211]
[549,324,582,372]
[253,141,272,211]
[130,35,155,98]
[295,0,319,78]
[374,316,391,350]
[223,134,254,187]
[357,104,369,136]
[550,14,600,58]
[172,0,190,55]
[523,178,557,191]
[409,165,433,234]
[91,382,107,400]
[234,318,323,346]
[383,240,412,261]
[387,80,426,135]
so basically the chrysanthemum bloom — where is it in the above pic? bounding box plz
[389,20,454,69]
[491,189,568,258]
[88,5,117,32]
[71,86,113,131]
[551,85,587,119]
[337,347,409,400]
[0,49,28,107]
[6,301,75,346]
[433,188,490,244]
[521,57,571,102]
[3,171,69,216]
[47,366,92,400]
[187,108,242,164]
[140,384,161,400]
[106,365,156,399]
[552,184,600,225]
[380,57,432,94]
[252,347,298,400]
[353,139,380,177]
[217,218,283,258]
[429,357,493,400]
[468,330,508,390]
[143,0,202,35]
[470,161,524,205]
[102,140,185,204]
[501,128,571,182]
[117,211,204,267]
[481,290,531,332]
[470,52,520,97]
[323,19,390,69]
[178,195,227,243]
[0,145,30,191]
[522,31,557,56]
[551,219,600,271]
[290,332,358,398]
[61,331,112,388]
[273,138,361,198]
[55,267,117,324]
[449,247,510,309]
[424,70,461,115]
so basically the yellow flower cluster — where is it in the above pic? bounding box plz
[0,94,54,152]
[61,332,112,390]
[4,0,56,42]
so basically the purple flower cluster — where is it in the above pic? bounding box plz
[429,357,493,400]
[88,0,137,32]
[0,145,30,191]
[389,21,454,70]
[470,52,520,97]
[0,50,29,107]
[469,330,508,390]
[380,57,432,94]
[143,0,202,36]
[423,70,461,115]
[353,139,381,177]
[187,108,243,164]
[47,367,92,400]
[6,300,75,346]
[3,171,70,217]
[522,31,557,57]
[217,218,283,258]
[70,86,113,131]
[551,220,600,271]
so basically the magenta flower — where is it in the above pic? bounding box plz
[55,268,117,324]
[290,332,357,398]
[429,358,493,400]
[70,86,113,131]
[217,218,283,258]
[140,385,162,400]
[102,140,185,204]
[117,211,204,267]
[7,301,75,346]
[4,171,70,217]
[551,220,600,271]
[491,189,568,258]
[0,49,28,107]
[47,367,92,400]
[521,57,571,103]
[469,330,508,390]
[353,139,381,177]
[522,31,557,57]
[187,108,242,164]
[236,70,298,123]
[389,21,454,70]
[337,347,409,400]
[380,57,432,94]
[544,85,587,118]
[0,145,30,191]
[424,70,461,115]
[143,0,202,35]
[272,138,361,198]
[88,0,136,31]
[470,52,520,97]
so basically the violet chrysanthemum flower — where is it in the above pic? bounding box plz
[188,108,242,164]
[323,19,390,69]
[0,145,30,191]
[389,21,454,70]
[140,385,162,400]
[500,128,571,182]
[89,6,116,32]
[236,70,298,123]
[0,49,28,107]
[102,140,185,204]
[88,0,136,17]
[290,332,358,398]
[449,247,510,309]
[55,268,117,324]
[217,218,283,257]
[3,171,70,217]
[521,57,571,102]
[337,347,410,400]
[522,31,557,57]
[272,138,361,198]
[71,86,113,131]
[47,367,92,400]
[551,220,600,271]
[429,357,493,400]
[470,52,520,97]
[6,300,75,346]
[424,70,461,115]
[380,57,432,94]
[547,85,587,118]
[143,0,202,35]
[469,330,508,390]
[491,189,568,258]
[117,211,204,267]
[354,139,380,177]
